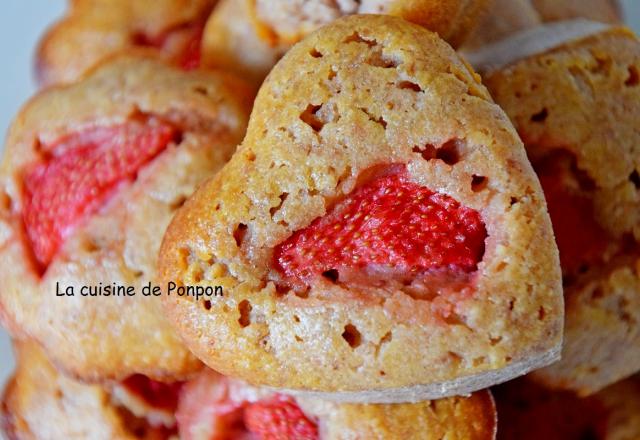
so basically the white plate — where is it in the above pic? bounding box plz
[0,0,639,431]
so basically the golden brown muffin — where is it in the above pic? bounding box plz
[35,0,217,87]
[177,369,497,440]
[202,0,490,85]
[494,376,640,440]
[160,15,563,402]
[1,340,180,440]
[1,342,496,440]
[479,26,640,395]
[531,0,621,24]
[0,55,252,383]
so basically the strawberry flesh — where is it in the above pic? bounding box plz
[177,26,204,71]
[121,374,184,413]
[244,396,318,440]
[134,22,204,70]
[273,170,486,284]
[23,118,177,269]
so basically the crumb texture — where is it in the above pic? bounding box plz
[160,15,562,397]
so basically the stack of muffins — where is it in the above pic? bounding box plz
[0,0,638,438]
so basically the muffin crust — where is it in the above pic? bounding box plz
[160,15,563,402]
[0,56,252,382]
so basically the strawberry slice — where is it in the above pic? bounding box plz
[23,118,178,269]
[121,374,184,413]
[134,22,204,71]
[244,396,318,440]
[273,170,486,285]
[176,26,204,71]
[176,372,316,440]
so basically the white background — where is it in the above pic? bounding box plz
[0,0,639,417]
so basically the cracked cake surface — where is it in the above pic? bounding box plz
[159,15,563,402]
[252,0,490,48]
[2,342,497,440]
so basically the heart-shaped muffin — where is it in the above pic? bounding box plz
[0,55,252,382]
[2,340,182,440]
[160,15,563,402]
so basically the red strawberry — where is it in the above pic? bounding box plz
[273,170,486,284]
[244,396,318,440]
[23,118,178,269]
[177,25,204,71]
[121,374,183,413]
[134,22,203,71]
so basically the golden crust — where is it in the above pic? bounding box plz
[0,55,252,382]
[493,376,640,440]
[484,27,640,395]
[35,0,216,87]
[178,368,497,440]
[1,340,172,440]
[160,15,563,401]
[316,390,497,439]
